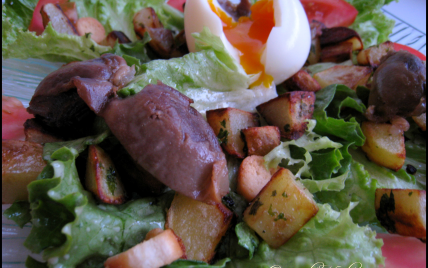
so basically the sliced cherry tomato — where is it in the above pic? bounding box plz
[28,0,67,35]
[377,233,426,268]
[300,0,358,28]
[167,0,186,12]
[2,96,34,141]
[393,43,426,61]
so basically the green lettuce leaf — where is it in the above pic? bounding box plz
[316,148,424,225]
[235,222,260,259]
[119,27,277,114]
[166,259,230,268]
[227,203,384,268]
[345,0,396,47]
[19,147,168,267]
[313,84,366,146]
[264,120,349,193]
[3,200,32,228]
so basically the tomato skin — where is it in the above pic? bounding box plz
[378,233,426,268]
[300,0,358,28]
[28,0,67,35]
[167,0,186,12]
[393,43,426,61]
[2,96,34,141]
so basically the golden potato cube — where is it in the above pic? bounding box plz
[361,122,406,171]
[320,42,353,63]
[281,69,321,92]
[412,113,426,131]
[165,193,233,262]
[313,65,372,90]
[243,168,319,248]
[357,41,395,67]
[206,108,260,158]
[242,126,281,156]
[85,145,127,205]
[104,229,184,268]
[237,155,278,202]
[2,140,47,204]
[257,91,315,140]
[375,189,426,240]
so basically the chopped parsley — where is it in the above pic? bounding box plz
[408,192,413,197]
[284,124,291,133]
[217,120,229,145]
[282,192,288,198]
[106,166,118,195]
[272,190,277,197]
[268,204,287,221]
[249,198,263,215]
[376,190,396,233]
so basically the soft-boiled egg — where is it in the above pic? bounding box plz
[185,0,311,87]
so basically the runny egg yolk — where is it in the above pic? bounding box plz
[208,0,275,87]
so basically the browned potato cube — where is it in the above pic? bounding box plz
[413,113,426,131]
[85,145,127,204]
[76,17,106,44]
[357,41,395,67]
[237,155,278,202]
[361,122,406,171]
[375,189,426,240]
[313,65,372,90]
[320,27,362,49]
[242,126,281,156]
[2,140,47,204]
[41,3,78,35]
[133,7,163,38]
[166,193,233,262]
[100,31,131,48]
[243,168,319,248]
[56,2,78,25]
[257,91,315,140]
[104,229,184,268]
[206,108,260,158]
[281,70,322,92]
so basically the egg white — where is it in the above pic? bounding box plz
[185,0,311,86]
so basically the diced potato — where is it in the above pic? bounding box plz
[56,2,78,25]
[76,17,106,44]
[243,168,319,248]
[281,70,321,92]
[413,113,426,131]
[133,7,163,38]
[320,27,362,49]
[165,193,233,262]
[146,27,175,59]
[145,228,165,241]
[320,42,353,63]
[242,126,281,156]
[313,65,372,90]
[375,189,426,240]
[237,155,278,202]
[2,140,47,204]
[41,3,78,35]
[357,41,395,67]
[100,31,131,48]
[361,121,406,171]
[85,145,127,204]
[257,91,315,140]
[206,108,260,158]
[104,229,184,268]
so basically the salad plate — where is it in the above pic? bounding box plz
[2,0,426,267]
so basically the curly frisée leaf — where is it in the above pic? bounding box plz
[21,147,166,267]
[228,203,384,268]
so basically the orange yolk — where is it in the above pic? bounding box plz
[208,0,275,87]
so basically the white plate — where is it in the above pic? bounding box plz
[2,2,427,267]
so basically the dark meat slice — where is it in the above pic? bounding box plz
[95,82,229,204]
[27,54,135,139]
[366,51,426,123]
[24,118,64,144]
[218,0,251,21]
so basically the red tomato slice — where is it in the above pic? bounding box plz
[394,43,426,61]
[28,0,67,35]
[300,0,358,28]
[167,0,186,12]
[2,96,34,141]
[377,233,426,268]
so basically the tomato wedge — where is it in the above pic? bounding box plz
[28,0,67,35]
[2,96,34,141]
[377,233,426,268]
[167,0,186,12]
[394,43,426,61]
[300,0,358,28]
